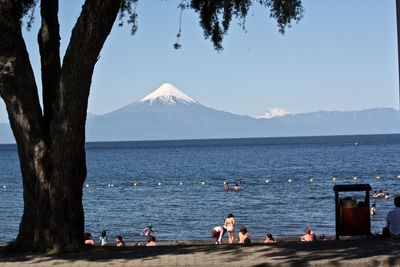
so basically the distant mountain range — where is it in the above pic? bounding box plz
[1,83,399,143]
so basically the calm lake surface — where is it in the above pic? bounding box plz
[0,134,400,243]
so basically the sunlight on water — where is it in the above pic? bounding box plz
[0,134,400,242]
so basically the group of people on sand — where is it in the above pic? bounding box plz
[211,213,276,244]
[84,224,157,247]
[223,179,241,191]
[84,231,127,247]
[84,196,400,247]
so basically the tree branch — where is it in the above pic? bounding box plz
[0,0,47,193]
[56,0,122,138]
[0,0,44,145]
[38,0,61,129]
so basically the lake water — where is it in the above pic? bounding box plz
[0,134,400,243]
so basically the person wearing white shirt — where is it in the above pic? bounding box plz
[386,196,400,238]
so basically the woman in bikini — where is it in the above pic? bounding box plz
[224,213,236,244]
[238,226,250,244]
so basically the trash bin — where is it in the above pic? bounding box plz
[333,184,372,240]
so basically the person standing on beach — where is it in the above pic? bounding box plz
[385,196,400,238]
[99,230,107,246]
[224,213,236,244]
[142,224,155,238]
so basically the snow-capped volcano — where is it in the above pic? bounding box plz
[140,83,197,106]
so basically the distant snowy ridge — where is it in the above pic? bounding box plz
[257,107,291,119]
[140,83,197,106]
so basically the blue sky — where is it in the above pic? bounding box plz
[0,0,398,122]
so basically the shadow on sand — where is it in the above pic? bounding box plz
[0,239,399,266]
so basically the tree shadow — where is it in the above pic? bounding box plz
[0,240,399,266]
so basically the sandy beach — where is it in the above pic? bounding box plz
[1,239,399,267]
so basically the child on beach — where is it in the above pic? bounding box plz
[142,224,155,237]
[99,230,107,246]
[224,213,236,244]
[146,236,156,246]
[300,227,316,242]
[238,226,250,244]
[264,233,276,243]
[115,235,125,247]
[84,232,94,246]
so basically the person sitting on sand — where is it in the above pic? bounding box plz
[99,230,107,246]
[384,196,400,239]
[84,232,94,246]
[146,236,156,246]
[300,227,316,242]
[211,225,227,244]
[224,213,236,244]
[264,233,276,243]
[233,183,240,191]
[371,203,377,216]
[115,235,125,247]
[238,226,250,244]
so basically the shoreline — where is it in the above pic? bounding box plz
[1,238,399,266]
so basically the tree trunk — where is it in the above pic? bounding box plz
[0,0,122,252]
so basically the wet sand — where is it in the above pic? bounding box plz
[1,239,399,266]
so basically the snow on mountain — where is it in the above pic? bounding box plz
[257,107,291,119]
[140,83,197,106]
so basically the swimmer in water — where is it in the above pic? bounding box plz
[233,183,240,191]
[377,190,385,198]
[224,180,230,190]
[371,203,377,216]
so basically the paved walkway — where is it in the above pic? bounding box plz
[1,239,400,266]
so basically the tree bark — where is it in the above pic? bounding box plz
[0,0,122,251]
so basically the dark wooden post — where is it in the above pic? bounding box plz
[365,189,371,237]
[335,190,340,240]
